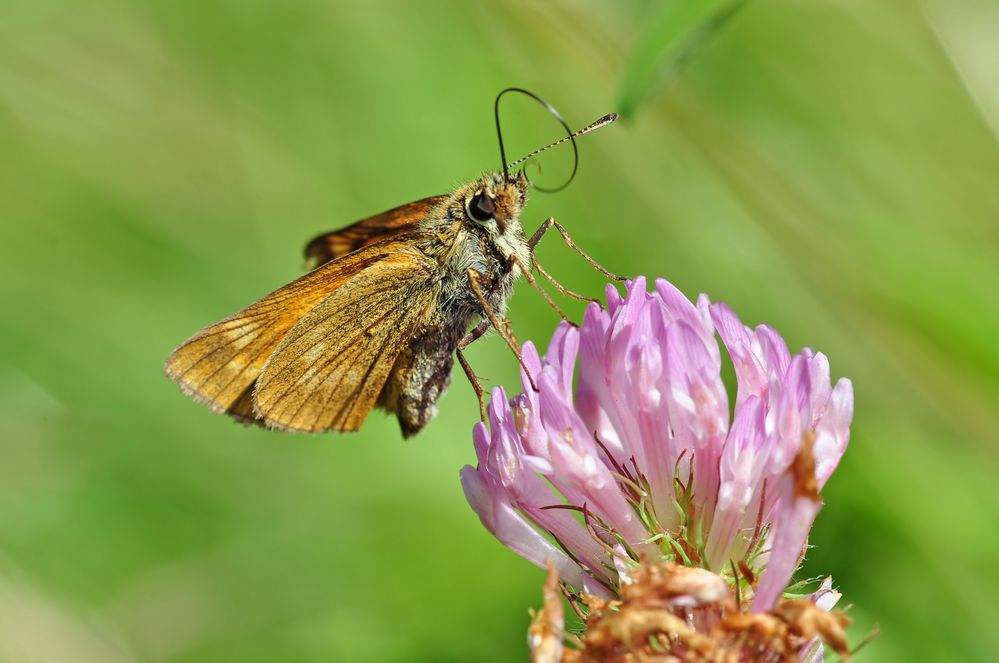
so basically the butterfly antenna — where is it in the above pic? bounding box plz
[508,113,618,173]
[494,88,618,193]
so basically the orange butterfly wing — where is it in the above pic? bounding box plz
[303,195,446,268]
[164,235,430,420]
[253,247,442,433]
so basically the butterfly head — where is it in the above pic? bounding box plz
[460,170,529,237]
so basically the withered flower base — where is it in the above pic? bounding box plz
[530,561,849,662]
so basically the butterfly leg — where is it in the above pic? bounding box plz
[510,254,570,321]
[532,256,598,304]
[456,320,490,422]
[528,217,627,301]
[466,269,538,391]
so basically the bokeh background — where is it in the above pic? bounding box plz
[2,0,997,661]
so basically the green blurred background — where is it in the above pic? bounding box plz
[2,0,997,660]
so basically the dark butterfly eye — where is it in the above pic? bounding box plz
[467,192,495,223]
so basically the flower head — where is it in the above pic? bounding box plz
[460,277,852,611]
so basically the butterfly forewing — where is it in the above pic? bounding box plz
[164,236,430,418]
[253,247,441,432]
[304,195,446,268]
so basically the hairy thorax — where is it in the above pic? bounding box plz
[382,172,531,436]
[444,220,528,327]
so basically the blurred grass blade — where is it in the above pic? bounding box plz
[616,0,749,119]
[924,0,999,144]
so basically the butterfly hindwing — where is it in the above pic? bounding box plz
[303,195,446,268]
[164,236,429,419]
[253,248,442,433]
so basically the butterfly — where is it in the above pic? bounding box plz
[164,89,618,437]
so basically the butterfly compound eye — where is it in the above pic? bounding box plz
[467,192,495,223]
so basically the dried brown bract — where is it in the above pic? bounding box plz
[531,561,851,663]
[529,562,566,663]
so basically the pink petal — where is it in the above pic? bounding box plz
[655,279,720,365]
[805,351,832,423]
[814,378,853,490]
[544,322,579,401]
[755,324,791,383]
[604,283,624,315]
[751,477,822,612]
[665,321,729,521]
[521,341,544,400]
[704,396,769,571]
[770,355,812,476]
[811,576,841,611]
[710,301,768,405]
[460,466,595,592]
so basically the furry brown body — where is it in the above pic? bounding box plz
[381,173,531,436]
[165,172,531,437]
